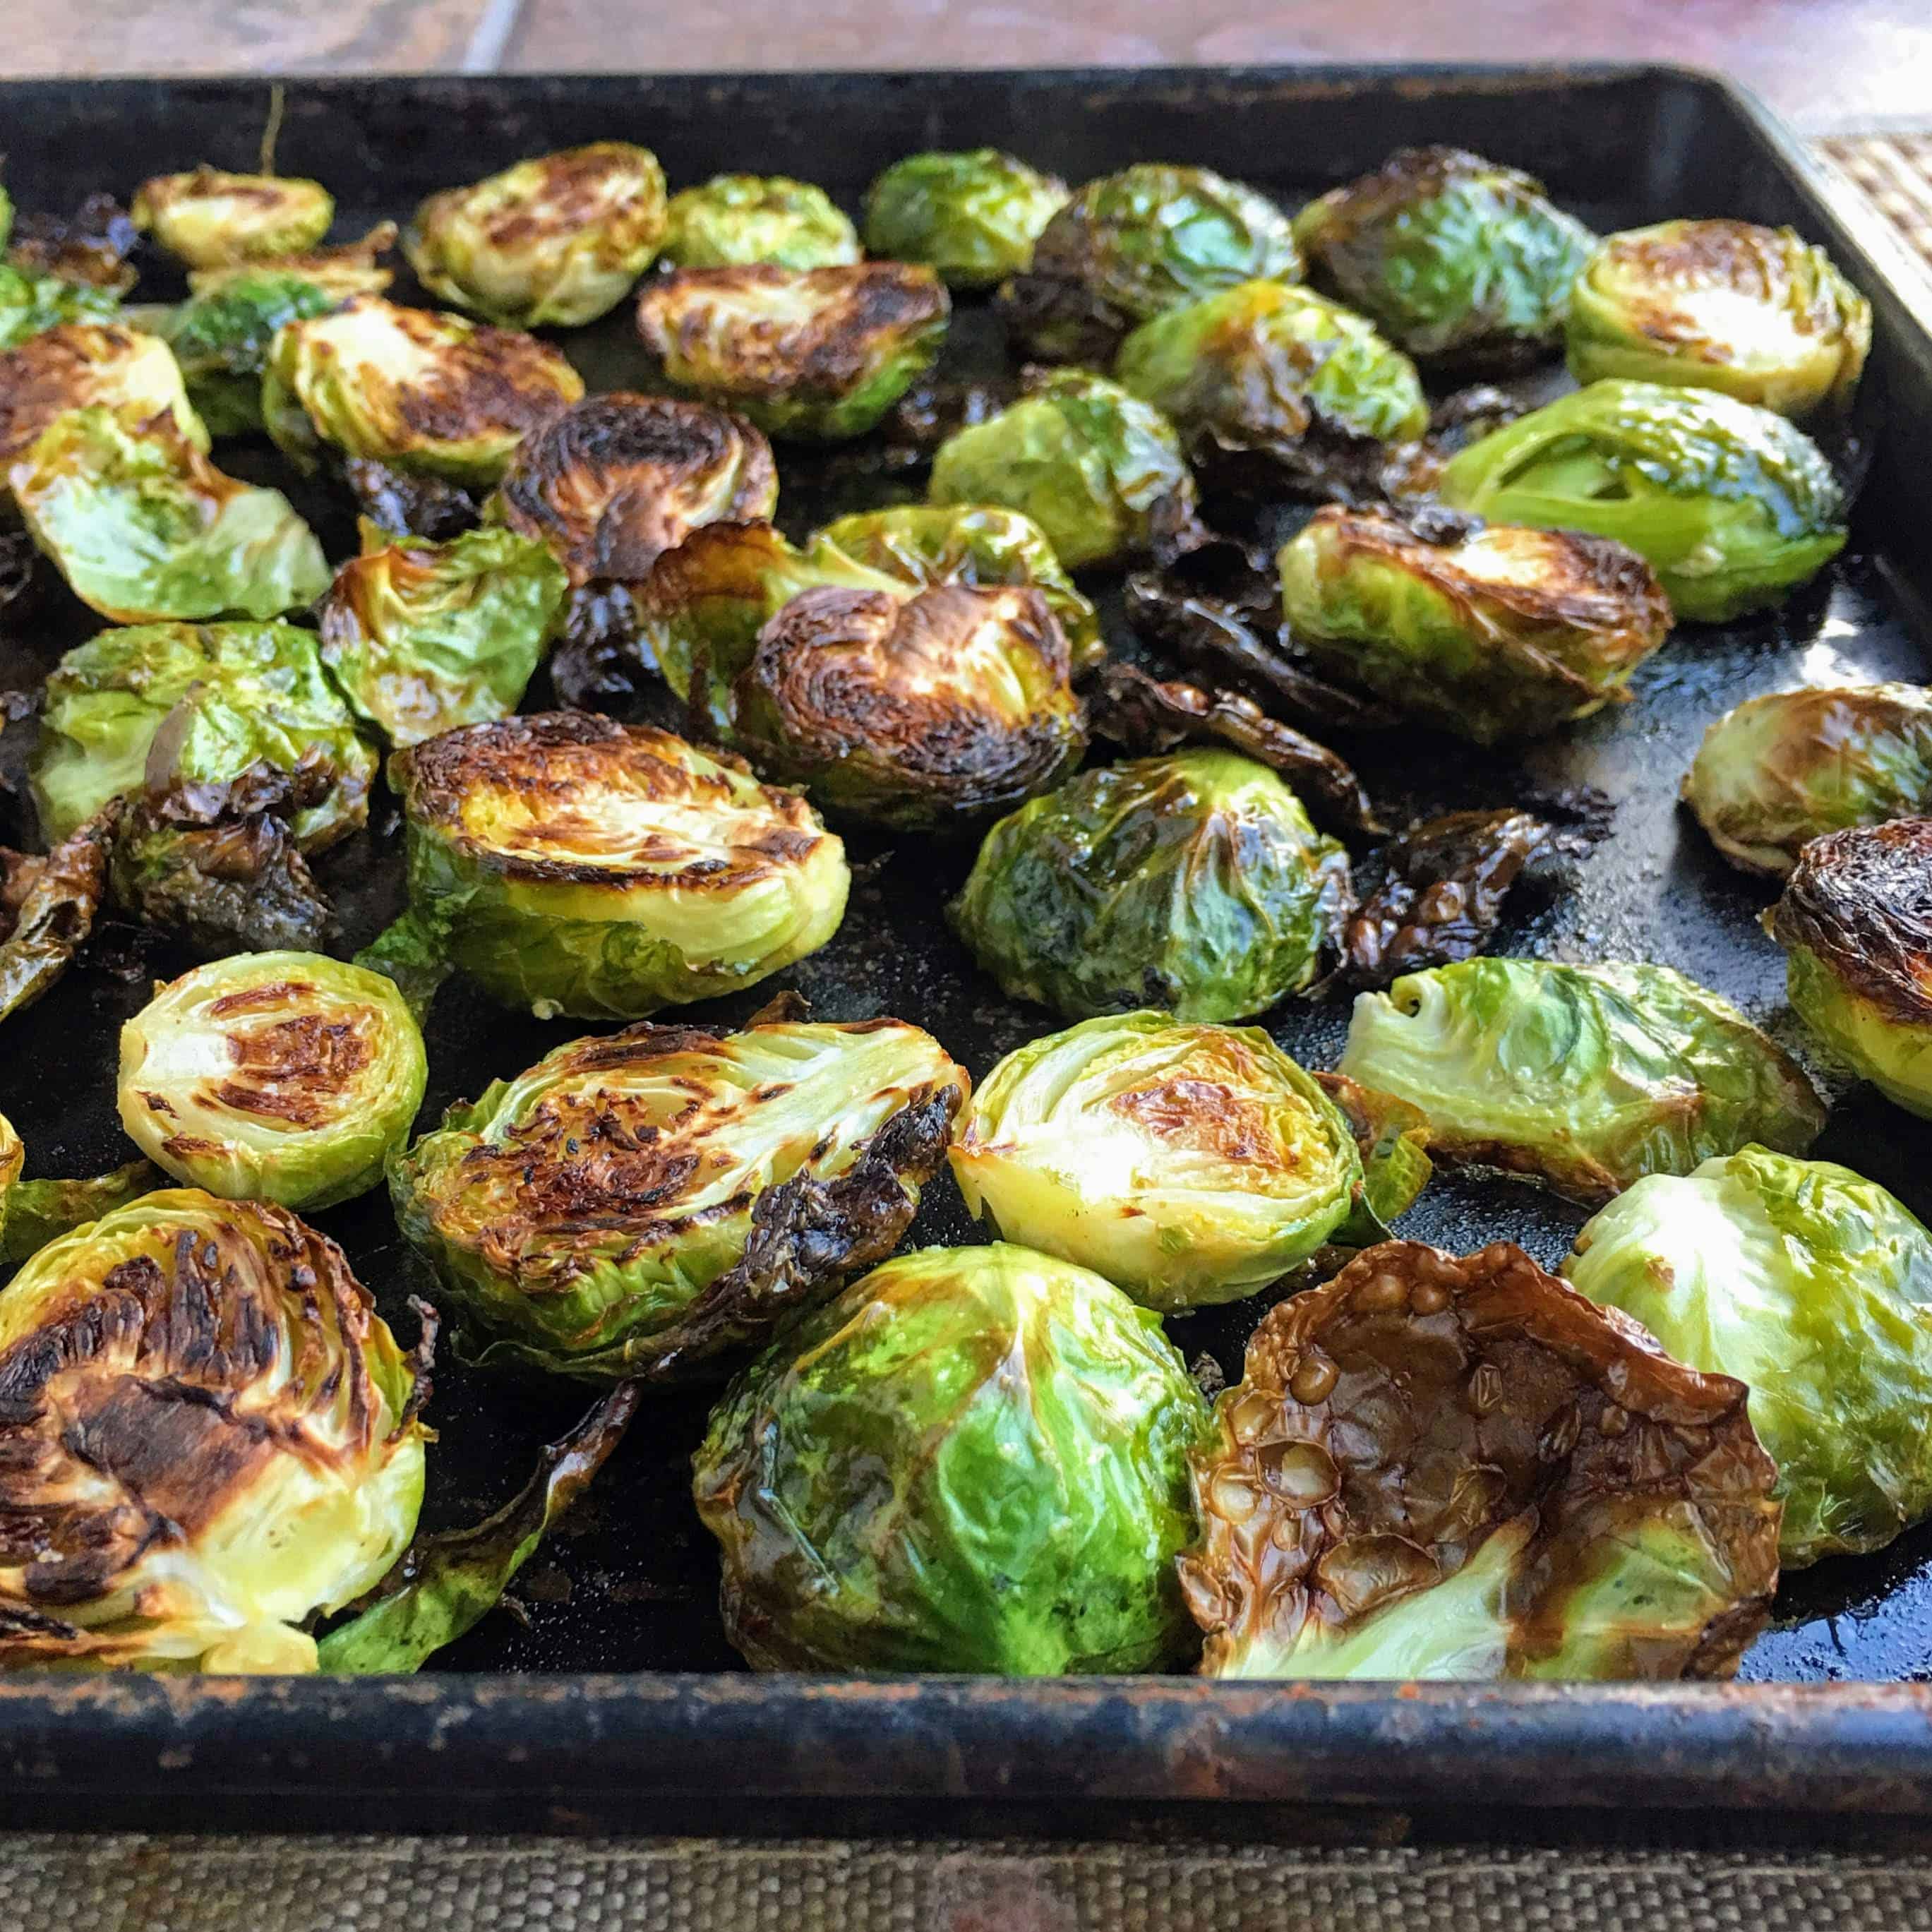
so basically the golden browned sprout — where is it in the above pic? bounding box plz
[132,166,335,270]
[0,323,206,468]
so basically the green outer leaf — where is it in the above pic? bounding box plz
[1313,1069,1434,1236]
[1784,938,1932,1120]
[863,150,1068,288]
[1,1160,163,1264]
[353,910,455,1028]
[149,270,340,436]
[0,262,120,350]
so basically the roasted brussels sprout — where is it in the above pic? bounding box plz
[10,404,328,623]
[263,296,584,484]
[132,167,335,270]
[863,150,1068,289]
[1567,220,1871,416]
[1683,684,1932,876]
[1275,507,1672,743]
[405,144,668,328]
[32,620,375,849]
[1182,1240,1780,1679]
[1338,958,1827,1204]
[927,369,1198,570]
[1770,817,1932,1117]
[186,222,398,301]
[0,805,117,1026]
[0,321,207,469]
[317,520,567,748]
[0,1190,427,1672]
[661,174,860,270]
[148,270,340,438]
[392,1009,966,1379]
[0,263,119,352]
[1437,380,1848,622]
[692,1242,1211,1672]
[951,748,1353,1024]
[635,263,949,442]
[118,951,427,1213]
[380,713,848,1020]
[1292,147,1595,368]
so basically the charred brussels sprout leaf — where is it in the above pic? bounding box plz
[1684,683,1932,877]
[133,167,334,270]
[863,150,1069,289]
[7,191,138,294]
[1568,220,1871,416]
[406,144,668,328]
[393,1013,966,1380]
[318,521,568,748]
[1338,957,1826,1204]
[343,457,481,542]
[1437,379,1848,622]
[0,805,116,1026]
[1292,147,1595,368]
[661,174,860,270]
[118,951,427,1213]
[636,263,949,442]
[0,263,119,352]
[928,369,1198,570]
[692,1242,1211,1672]
[1276,507,1672,744]
[0,1190,427,1672]
[1770,817,1932,1117]
[148,270,340,438]
[0,321,207,469]
[187,223,399,302]
[1182,1240,1780,1679]
[951,748,1354,1024]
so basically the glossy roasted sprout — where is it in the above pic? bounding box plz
[1770,817,1932,1117]
[1437,379,1848,622]
[0,805,116,1026]
[1338,957,1827,1204]
[0,263,119,352]
[1182,1240,1780,1679]
[692,1242,1211,1672]
[1567,220,1871,416]
[863,150,1069,288]
[635,263,949,442]
[661,174,860,270]
[1566,1145,1932,1566]
[187,222,399,301]
[146,270,340,437]
[1683,683,1932,876]
[132,167,335,270]
[118,951,427,1213]
[392,1008,966,1379]
[0,321,207,469]
[1292,148,1595,368]
[406,144,668,328]
[1275,506,1673,743]
[951,748,1353,1024]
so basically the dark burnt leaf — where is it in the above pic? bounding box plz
[1772,817,1932,1030]
[995,268,1134,366]
[8,193,139,294]
[1427,382,1530,451]
[0,801,117,1024]
[342,457,483,542]
[0,527,49,630]
[882,374,1019,457]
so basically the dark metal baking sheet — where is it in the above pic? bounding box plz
[2,61,1932,1825]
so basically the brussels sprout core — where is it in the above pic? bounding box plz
[661,174,860,270]
[132,167,335,270]
[0,322,208,469]
[863,150,1069,289]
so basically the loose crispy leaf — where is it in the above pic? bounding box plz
[0,802,117,1024]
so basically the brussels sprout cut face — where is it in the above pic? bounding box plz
[952,1012,1380,1312]
[1771,817,1932,1117]
[406,144,668,328]
[1276,507,1672,743]
[0,263,120,352]
[1567,220,1871,416]
[1566,1146,1932,1566]
[1182,1240,1780,1680]
[661,174,860,270]
[951,748,1354,1024]
[863,149,1069,289]
[187,222,399,302]
[0,1190,426,1672]
[0,322,207,469]
[131,167,335,270]
[692,1242,1211,1672]
[118,952,428,1213]
[1338,958,1827,1204]
[392,713,848,1020]
[149,270,341,438]
[636,263,949,442]
[1437,378,1847,622]
[392,1014,967,1379]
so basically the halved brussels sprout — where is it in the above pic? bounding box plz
[927,369,1197,570]
[0,263,119,352]
[1566,1144,1932,1566]
[1567,220,1871,416]
[692,1242,1211,1672]
[952,1012,1424,1312]
[1338,957,1827,1204]
[405,144,668,328]
[263,296,584,484]
[635,263,949,442]
[187,222,398,301]
[132,167,335,270]
[1275,507,1672,743]
[951,748,1353,1024]
[1182,1239,1780,1679]
[490,392,778,586]
[661,174,860,270]
[1770,817,1932,1117]
[1000,162,1302,364]
[1683,684,1932,876]
[1436,379,1847,622]
[317,520,568,748]
[10,404,328,623]
[147,270,340,438]
[32,620,375,848]
[0,1189,426,1672]
[1292,147,1595,367]
[0,805,117,1026]
[392,1009,966,1379]
[863,149,1069,289]
[118,950,427,1213]
[382,712,848,1020]
[0,321,207,469]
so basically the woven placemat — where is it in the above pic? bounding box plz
[1818,133,1932,268]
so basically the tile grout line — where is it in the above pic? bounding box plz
[461,0,529,74]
